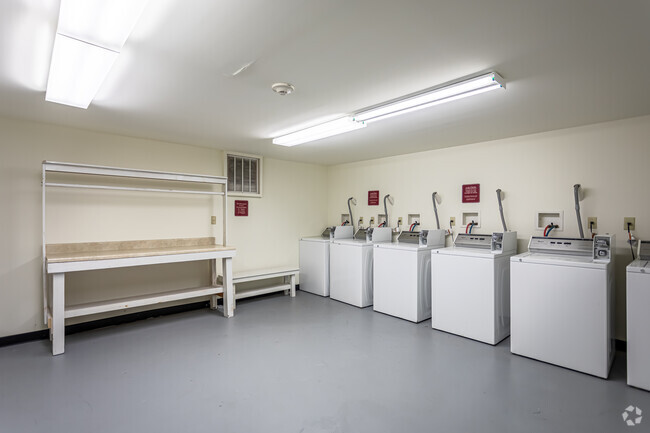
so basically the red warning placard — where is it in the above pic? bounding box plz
[462,184,480,203]
[368,190,379,206]
[234,200,248,216]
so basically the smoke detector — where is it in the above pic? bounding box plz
[272,82,295,95]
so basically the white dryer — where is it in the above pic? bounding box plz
[373,229,446,322]
[431,231,517,344]
[329,227,392,307]
[627,240,650,391]
[299,226,353,297]
[510,235,615,378]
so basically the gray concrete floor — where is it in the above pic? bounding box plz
[1,292,649,433]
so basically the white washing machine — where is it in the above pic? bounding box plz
[627,240,650,391]
[510,235,615,378]
[329,227,392,307]
[431,231,517,344]
[299,226,353,297]
[373,229,446,322]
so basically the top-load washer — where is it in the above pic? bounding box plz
[329,227,392,307]
[510,235,615,378]
[373,229,446,322]
[627,240,650,391]
[299,225,353,297]
[431,231,517,344]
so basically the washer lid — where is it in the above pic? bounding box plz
[300,236,331,243]
[376,242,437,251]
[511,252,607,269]
[627,260,650,273]
[433,246,503,258]
[332,238,377,246]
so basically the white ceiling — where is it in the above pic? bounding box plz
[1,0,649,165]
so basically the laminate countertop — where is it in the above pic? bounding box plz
[46,237,235,263]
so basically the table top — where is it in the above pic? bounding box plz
[46,237,235,263]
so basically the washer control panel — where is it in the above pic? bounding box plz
[454,233,491,249]
[323,225,354,240]
[322,226,334,238]
[528,236,592,256]
[354,228,368,240]
[398,231,421,244]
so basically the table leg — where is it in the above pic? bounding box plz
[52,273,65,355]
[209,259,219,310]
[290,273,296,297]
[222,257,234,318]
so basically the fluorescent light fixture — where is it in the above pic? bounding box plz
[57,0,149,52]
[271,72,505,146]
[354,72,505,123]
[273,117,366,147]
[45,0,148,108]
[45,34,118,108]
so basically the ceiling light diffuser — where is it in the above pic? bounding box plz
[354,72,505,123]
[272,117,366,147]
[271,72,505,146]
[57,0,149,52]
[45,34,118,109]
[45,0,149,108]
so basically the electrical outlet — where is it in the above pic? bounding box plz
[587,217,597,230]
[397,217,403,226]
[624,217,636,231]
[359,217,364,225]
[211,216,216,225]
[370,217,375,226]
[449,217,456,227]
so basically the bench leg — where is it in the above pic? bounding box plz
[284,275,290,295]
[290,273,296,297]
[51,273,65,356]
[222,257,234,318]
[210,259,219,310]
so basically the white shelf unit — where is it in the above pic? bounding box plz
[41,161,234,355]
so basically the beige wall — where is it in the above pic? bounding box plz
[2,114,649,340]
[0,117,328,337]
[327,115,650,340]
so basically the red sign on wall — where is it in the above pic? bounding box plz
[234,200,248,216]
[368,190,380,206]
[462,184,480,203]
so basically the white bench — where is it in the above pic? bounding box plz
[220,267,298,307]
